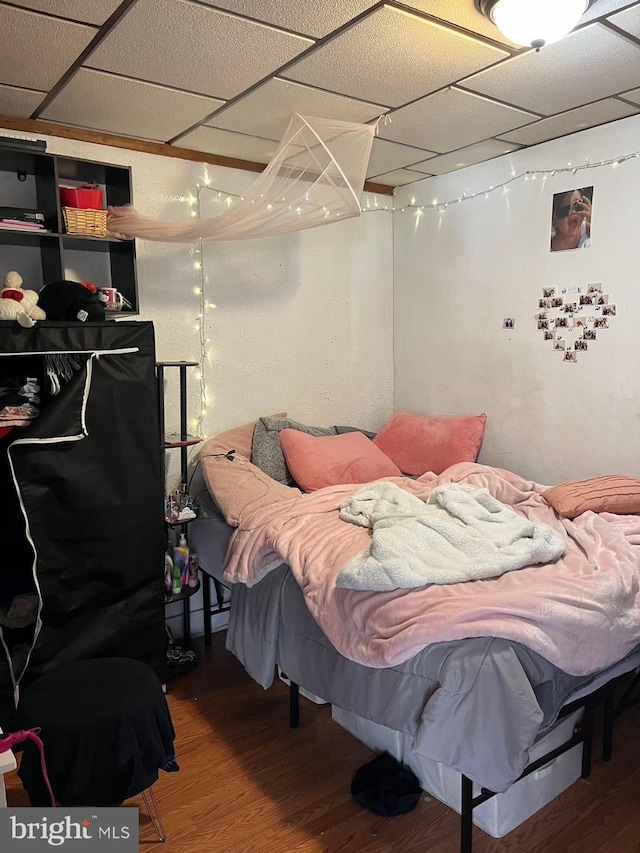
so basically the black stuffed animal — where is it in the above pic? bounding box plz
[37,280,106,323]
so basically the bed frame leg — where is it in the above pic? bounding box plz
[581,700,594,778]
[289,681,299,729]
[201,571,212,647]
[602,686,614,762]
[460,774,473,853]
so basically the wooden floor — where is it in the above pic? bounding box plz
[6,633,640,852]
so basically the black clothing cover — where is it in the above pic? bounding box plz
[0,322,166,727]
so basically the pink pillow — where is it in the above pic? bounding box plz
[373,411,487,476]
[279,429,401,492]
[199,412,287,460]
[542,476,640,519]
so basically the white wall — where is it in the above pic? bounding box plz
[393,113,640,485]
[1,130,394,472]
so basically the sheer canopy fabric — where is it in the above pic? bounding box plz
[107,115,376,242]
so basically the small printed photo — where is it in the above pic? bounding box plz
[574,318,586,328]
[602,304,616,316]
[555,317,568,328]
[553,340,566,351]
[563,350,578,362]
[575,339,588,351]
[587,283,602,294]
[551,297,564,308]
[537,319,549,330]
[563,302,577,313]
[594,317,609,329]
[596,294,609,305]
[544,330,555,341]
[535,311,548,320]
[542,287,556,298]
[583,329,596,340]
[579,295,593,306]
[538,298,553,309]
[503,317,515,329]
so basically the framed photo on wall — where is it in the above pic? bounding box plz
[550,186,593,252]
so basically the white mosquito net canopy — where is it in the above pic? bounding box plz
[107,114,376,242]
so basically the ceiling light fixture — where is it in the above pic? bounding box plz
[477,0,591,50]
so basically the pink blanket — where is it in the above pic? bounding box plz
[222,463,640,675]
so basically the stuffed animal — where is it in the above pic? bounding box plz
[0,271,46,328]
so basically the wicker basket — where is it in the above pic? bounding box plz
[63,207,108,237]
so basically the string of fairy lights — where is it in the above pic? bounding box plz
[184,148,640,436]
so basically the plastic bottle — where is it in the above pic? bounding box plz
[173,533,189,587]
[171,561,182,595]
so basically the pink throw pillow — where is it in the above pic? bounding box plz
[279,429,402,492]
[542,476,640,519]
[373,410,487,476]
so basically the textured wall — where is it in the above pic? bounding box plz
[393,113,640,485]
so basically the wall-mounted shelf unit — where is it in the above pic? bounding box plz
[0,145,138,314]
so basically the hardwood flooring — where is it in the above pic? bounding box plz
[5,633,640,852]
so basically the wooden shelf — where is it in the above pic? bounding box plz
[163,433,203,449]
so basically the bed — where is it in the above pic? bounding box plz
[187,417,640,851]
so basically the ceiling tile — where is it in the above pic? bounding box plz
[380,87,537,152]
[399,0,518,45]
[410,139,521,175]
[580,0,640,22]
[0,5,95,91]
[498,98,639,145]
[207,78,384,140]
[87,0,313,100]
[196,0,378,38]
[608,3,640,35]
[173,125,278,162]
[41,68,224,141]
[283,5,509,108]
[5,0,122,26]
[621,87,640,105]
[0,83,46,118]
[368,168,427,186]
[366,138,436,177]
[461,24,640,116]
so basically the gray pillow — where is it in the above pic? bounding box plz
[334,425,377,440]
[251,416,337,485]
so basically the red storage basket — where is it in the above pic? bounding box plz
[59,184,104,210]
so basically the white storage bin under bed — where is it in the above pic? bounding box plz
[331,705,583,838]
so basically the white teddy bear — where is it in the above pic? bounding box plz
[0,271,46,327]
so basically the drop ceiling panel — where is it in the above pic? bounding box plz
[498,98,639,145]
[6,0,123,25]
[0,84,46,119]
[174,125,279,162]
[87,0,313,100]
[399,0,517,45]
[380,87,537,152]
[462,24,640,116]
[41,69,224,141]
[368,167,428,186]
[608,4,640,35]
[0,5,95,91]
[197,0,379,38]
[411,139,520,175]
[283,5,509,108]
[581,0,639,21]
[366,138,436,177]
[207,78,385,140]
[622,87,640,104]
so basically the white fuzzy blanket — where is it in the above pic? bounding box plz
[336,481,566,590]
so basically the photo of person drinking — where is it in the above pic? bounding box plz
[550,186,593,252]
